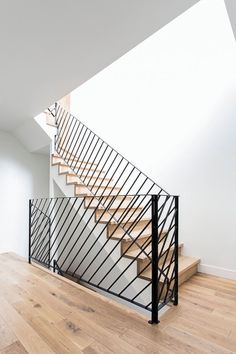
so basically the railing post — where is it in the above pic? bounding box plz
[48,220,51,269]
[149,195,159,324]
[54,102,58,124]
[54,102,58,151]
[173,196,179,306]
[53,259,56,273]
[28,199,32,264]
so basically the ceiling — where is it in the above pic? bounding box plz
[0,0,201,131]
[224,0,236,39]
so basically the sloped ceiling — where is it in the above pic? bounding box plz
[0,0,201,131]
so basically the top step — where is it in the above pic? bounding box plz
[46,112,57,127]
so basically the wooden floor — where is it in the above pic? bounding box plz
[0,253,236,354]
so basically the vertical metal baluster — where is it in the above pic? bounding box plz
[64,119,80,162]
[73,129,91,169]
[64,118,80,158]
[59,114,73,157]
[74,132,95,176]
[70,127,88,168]
[55,107,66,147]
[68,125,85,165]
[57,112,69,153]
[149,195,159,324]
[66,122,82,162]
[174,196,179,306]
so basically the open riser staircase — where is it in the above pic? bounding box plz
[29,104,200,323]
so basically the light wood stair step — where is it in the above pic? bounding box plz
[58,164,105,176]
[139,255,200,286]
[112,225,151,240]
[52,154,97,168]
[124,243,184,273]
[95,207,143,223]
[66,174,112,187]
[107,217,150,237]
[75,185,121,197]
[84,195,134,209]
[53,159,97,171]
[124,242,183,261]
[53,151,94,161]
[120,230,169,254]
[56,149,83,159]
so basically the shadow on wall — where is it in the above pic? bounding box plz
[0,130,49,257]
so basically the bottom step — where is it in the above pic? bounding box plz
[140,255,200,286]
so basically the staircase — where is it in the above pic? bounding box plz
[51,154,200,286]
[52,152,200,287]
[29,104,200,324]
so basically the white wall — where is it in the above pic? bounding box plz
[13,113,52,154]
[71,0,236,279]
[0,130,49,257]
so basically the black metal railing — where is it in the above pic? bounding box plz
[51,104,169,198]
[29,194,178,323]
[28,104,179,323]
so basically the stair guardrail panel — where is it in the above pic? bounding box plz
[28,103,179,324]
[29,194,178,323]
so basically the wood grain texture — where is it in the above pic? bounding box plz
[0,253,236,354]
[0,340,28,354]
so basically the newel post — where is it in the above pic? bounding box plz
[149,195,159,324]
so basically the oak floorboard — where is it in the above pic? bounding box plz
[0,340,28,354]
[0,297,55,354]
[83,341,114,354]
[0,253,236,354]
[0,315,17,350]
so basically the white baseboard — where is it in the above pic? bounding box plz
[199,264,236,281]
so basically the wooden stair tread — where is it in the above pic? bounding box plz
[140,255,200,282]
[125,244,151,259]
[58,166,104,175]
[75,190,121,197]
[66,171,105,177]
[96,207,143,223]
[110,228,151,240]
[55,149,81,159]
[52,154,97,166]
[124,241,183,261]
[106,216,150,226]
[53,161,99,172]
[67,175,112,185]
[96,204,140,212]
[76,184,119,190]
[84,195,134,209]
